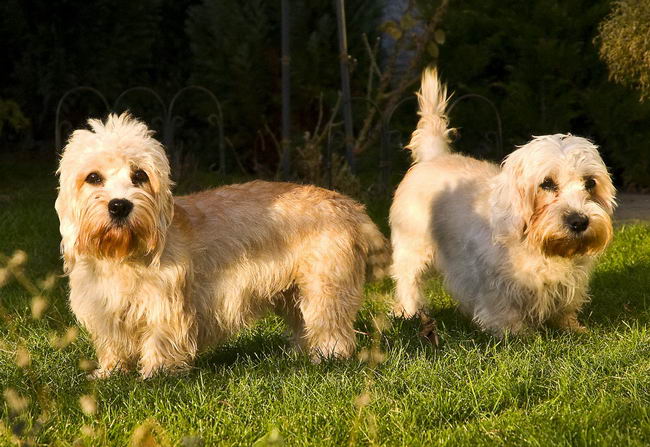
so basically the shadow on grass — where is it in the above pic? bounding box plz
[587,258,650,327]
[380,282,635,357]
[195,331,296,371]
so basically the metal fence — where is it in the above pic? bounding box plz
[55,86,226,175]
[55,85,502,195]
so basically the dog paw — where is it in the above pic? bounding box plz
[139,364,167,380]
[308,344,353,364]
[139,363,192,380]
[390,304,419,319]
[549,314,588,333]
[563,323,589,334]
[87,369,111,380]
[417,312,440,347]
[87,365,128,380]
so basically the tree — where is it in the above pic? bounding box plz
[598,0,650,100]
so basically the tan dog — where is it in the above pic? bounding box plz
[390,68,616,336]
[55,113,389,378]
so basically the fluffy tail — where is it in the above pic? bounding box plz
[407,67,454,163]
[359,219,391,281]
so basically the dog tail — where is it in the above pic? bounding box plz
[359,218,391,281]
[407,67,455,163]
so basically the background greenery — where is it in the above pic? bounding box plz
[2,1,650,444]
[1,0,649,188]
[439,0,650,189]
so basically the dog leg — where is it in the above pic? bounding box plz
[90,335,134,379]
[139,325,197,379]
[297,278,360,362]
[70,289,136,378]
[391,244,431,318]
[274,288,307,352]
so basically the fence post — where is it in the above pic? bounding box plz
[280,0,292,180]
[335,0,355,173]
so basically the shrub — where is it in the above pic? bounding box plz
[185,0,383,173]
[434,0,650,188]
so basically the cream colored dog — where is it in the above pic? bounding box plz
[390,68,616,336]
[55,113,389,378]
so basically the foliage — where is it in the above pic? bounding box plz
[0,100,29,137]
[1,0,650,188]
[432,0,650,189]
[287,95,361,196]
[293,129,362,197]
[598,0,650,101]
[185,0,384,173]
[0,0,194,144]
[351,0,450,156]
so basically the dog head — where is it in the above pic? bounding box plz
[55,113,173,271]
[490,134,616,258]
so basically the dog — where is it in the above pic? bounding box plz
[55,113,389,378]
[389,68,616,336]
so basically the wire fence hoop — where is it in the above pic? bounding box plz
[55,87,110,152]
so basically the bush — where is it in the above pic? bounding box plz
[0,99,29,137]
[435,0,650,188]
[0,0,192,146]
[185,0,383,173]
[598,0,650,101]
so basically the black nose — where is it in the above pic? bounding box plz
[108,199,133,219]
[565,212,589,233]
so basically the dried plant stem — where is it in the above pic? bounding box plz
[354,0,450,155]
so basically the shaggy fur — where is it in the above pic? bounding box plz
[390,68,616,335]
[55,113,389,378]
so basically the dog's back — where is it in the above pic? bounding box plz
[390,66,498,253]
[393,66,498,239]
[174,181,389,278]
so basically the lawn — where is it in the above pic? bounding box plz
[1,159,649,446]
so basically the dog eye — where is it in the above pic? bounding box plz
[584,177,596,190]
[540,177,558,192]
[85,172,103,185]
[131,169,149,185]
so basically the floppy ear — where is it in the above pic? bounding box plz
[55,127,100,272]
[55,181,80,274]
[148,183,174,268]
[144,156,175,268]
[489,150,535,242]
[593,170,617,216]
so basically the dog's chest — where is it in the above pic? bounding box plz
[510,255,589,315]
[86,262,163,324]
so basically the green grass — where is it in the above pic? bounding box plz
[1,159,650,446]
